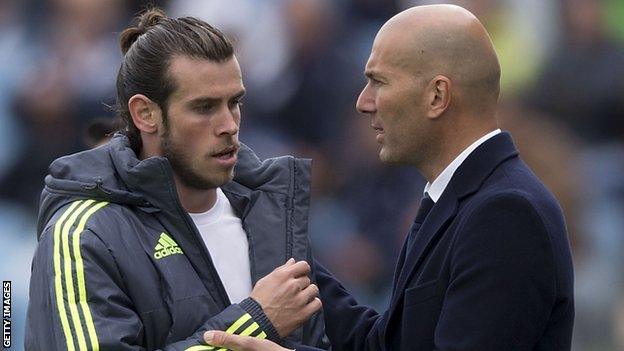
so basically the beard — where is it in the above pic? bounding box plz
[160,117,235,190]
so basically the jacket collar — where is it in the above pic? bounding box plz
[108,134,304,216]
[449,131,519,199]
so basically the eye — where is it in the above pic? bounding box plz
[195,104,215,114]
[230,98,244,108]
[369,77,383,87]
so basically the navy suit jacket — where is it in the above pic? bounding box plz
[298,132,574,351]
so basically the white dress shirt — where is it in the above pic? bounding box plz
[424,129,501,202]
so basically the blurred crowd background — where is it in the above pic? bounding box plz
[1,0,623,349]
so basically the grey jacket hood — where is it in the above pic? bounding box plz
[38,133,311,238]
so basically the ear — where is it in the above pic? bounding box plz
[128,94,161,134]
[426,75,451,119]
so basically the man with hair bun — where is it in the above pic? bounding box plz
[25,7,327,351]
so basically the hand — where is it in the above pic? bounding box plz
[204,330,293,351]
[250,258,322,338]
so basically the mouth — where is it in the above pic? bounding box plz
[212,145,239,164]
[373,126,385,143]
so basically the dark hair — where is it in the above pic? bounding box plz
[116,7,234,152]
[85,117,120,148]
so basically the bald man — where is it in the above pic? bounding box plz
[202,5,574,351]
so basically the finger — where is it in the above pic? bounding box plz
[299,283,319,303]
[295,297,323,325]
[270,258,296,277]
[292,276,311,291]
[204,330,254,351]
[302,297,323,317]
[276,258,295,273]
[288,260,311,277]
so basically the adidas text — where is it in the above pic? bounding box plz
[154,246,183,259]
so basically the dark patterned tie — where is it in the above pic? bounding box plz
[407,193,435,249]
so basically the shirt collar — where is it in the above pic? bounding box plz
[424,129,501,202]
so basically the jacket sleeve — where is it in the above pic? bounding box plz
[434,193,557,350]
[270,260,383,351]
[25,223,278,351]
[310,261,385,351]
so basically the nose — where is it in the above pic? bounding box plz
[356,83,376,116]
[216,109,240,136]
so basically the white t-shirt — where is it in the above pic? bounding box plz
[188,188,252,303]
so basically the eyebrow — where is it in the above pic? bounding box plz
[187,89,246,107]
[231,89,246,100]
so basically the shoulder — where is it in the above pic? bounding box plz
[456,188,552,239]
[466,157,566,231]
[450,189,564,275]
[450,190,556,270]
[233,144,311,195]
[493,156,561,207]
[467,190,541,216]
[40,199,138,246]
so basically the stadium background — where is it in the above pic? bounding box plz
[1,0,623,349]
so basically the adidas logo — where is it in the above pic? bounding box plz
[154,232,184,260]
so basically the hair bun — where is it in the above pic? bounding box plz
[119,7,167,55]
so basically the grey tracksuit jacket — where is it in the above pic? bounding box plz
[25,134,328,350]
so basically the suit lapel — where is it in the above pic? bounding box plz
[390,191,458,311]
[390,230,410,297]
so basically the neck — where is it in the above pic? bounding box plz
[174,176,218,213]
[139,140,159,161]
[138,141,217,213]
[418,122,497,183]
